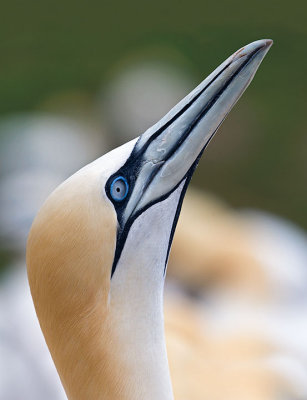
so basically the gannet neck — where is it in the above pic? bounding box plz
[27,161,177,400]
[106,184,186,400]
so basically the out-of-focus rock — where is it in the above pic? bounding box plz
[100,60,195,146]
[0,113,106,180]
[0,113,108,252]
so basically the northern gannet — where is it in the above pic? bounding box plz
[27,39,272,400]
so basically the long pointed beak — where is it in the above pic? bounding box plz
[107,39,272,275]
[121,39,272,223]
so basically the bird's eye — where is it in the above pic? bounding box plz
[110,176,129,201]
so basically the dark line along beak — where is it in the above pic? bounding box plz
[122,39,273,225]
[110,39,272,276]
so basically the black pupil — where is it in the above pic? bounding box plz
[116,187,121,192]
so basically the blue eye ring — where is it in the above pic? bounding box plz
[110,176,129,201]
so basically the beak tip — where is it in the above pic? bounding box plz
[262,38,274,49]
[258,38,274,55]
[250,38,274,48]
[232,38,273,63]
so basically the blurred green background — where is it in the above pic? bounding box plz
[0,0,306,230]
[1,4,306,396]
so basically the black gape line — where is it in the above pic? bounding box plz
[106,44,264,279]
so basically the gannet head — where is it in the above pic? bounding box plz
[27,39,272,399]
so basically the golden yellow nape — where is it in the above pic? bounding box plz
[27,166,118,399]
[27,40,273,400]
